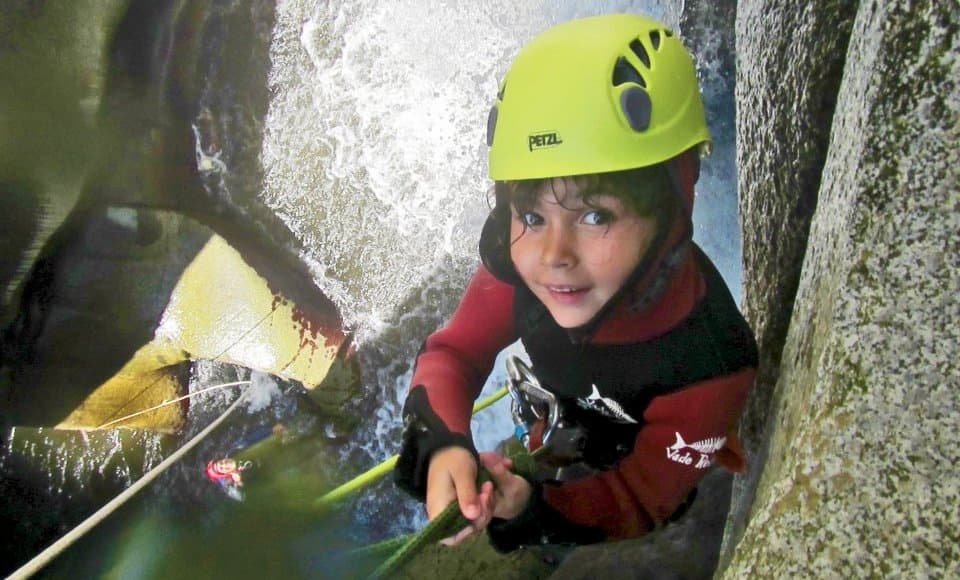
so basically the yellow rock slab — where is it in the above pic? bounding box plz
[59,234,348,432]
[156,234,344,385]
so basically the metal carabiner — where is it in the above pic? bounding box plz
[505,356,561,446]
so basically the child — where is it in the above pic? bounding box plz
[395,13,758,552]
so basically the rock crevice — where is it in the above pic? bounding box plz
[722,1,959,577]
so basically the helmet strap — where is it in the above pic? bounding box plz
[478,187,524,285]
[625,218,691,313]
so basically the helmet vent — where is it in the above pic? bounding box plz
[620,86,652,132]
[613,56,646,88]
[664,28,674,37]
[486,105,498,146]
[629,39,651,68]
[649,30,661,50]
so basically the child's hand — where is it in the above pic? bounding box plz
[427,446,494,543]
[430,449,533,547]
[479,451,532,520]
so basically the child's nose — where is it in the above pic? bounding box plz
[539,224,576,268]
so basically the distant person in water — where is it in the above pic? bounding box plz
[395,13,758,552]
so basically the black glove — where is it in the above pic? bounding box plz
[394,386,478,500]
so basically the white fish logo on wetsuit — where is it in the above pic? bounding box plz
[666,432,727,469]
[576,384,638,424]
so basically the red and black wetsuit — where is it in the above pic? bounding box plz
[395,240,757,550]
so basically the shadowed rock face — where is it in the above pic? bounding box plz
[0,0,354,431]
[0,0,128,327]
[2,206,208,427]
[722,1,959,577]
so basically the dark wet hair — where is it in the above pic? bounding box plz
[479,164,679,284]
[501,164,676,220]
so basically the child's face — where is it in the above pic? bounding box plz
[509,177,657,328]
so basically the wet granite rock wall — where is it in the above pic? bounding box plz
[722,0,959,576]
[720,0,859,563]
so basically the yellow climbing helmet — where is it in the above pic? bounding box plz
[487,13,710,180]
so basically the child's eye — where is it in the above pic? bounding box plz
[519,211,544,227]
[582,209,613,226]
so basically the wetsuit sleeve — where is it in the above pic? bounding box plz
[394,266,516,499]
[488,367,755,549]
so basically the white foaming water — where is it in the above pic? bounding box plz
[263,0,673,334]
[244,371,283,413]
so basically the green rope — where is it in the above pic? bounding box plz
[344,533,414,562]
[367,443,540,579]
[314,455,399,509]
[314,386,509,511]
[367,482,482,579]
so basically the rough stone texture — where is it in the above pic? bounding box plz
[722,1,960,577]
[723,0,859,564]
[551,468,734,579]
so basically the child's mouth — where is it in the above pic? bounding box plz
[546,285,589,303]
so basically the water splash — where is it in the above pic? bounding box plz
[262,0,673,331]
[244,371,283,413]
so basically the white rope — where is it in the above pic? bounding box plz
[95,380,252,429]
[6,384,251,580]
